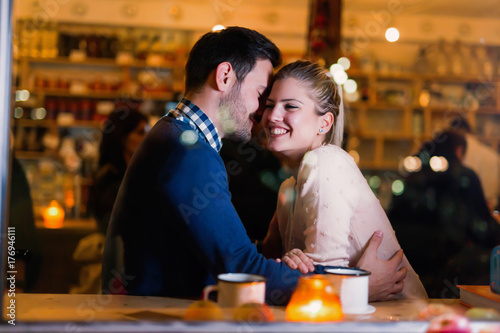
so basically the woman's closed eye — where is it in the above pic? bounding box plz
[284,104,299,110]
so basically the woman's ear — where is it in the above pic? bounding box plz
[320,112,334,133]
[215,62,235,92]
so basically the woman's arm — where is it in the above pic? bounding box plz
[262,211,282,259]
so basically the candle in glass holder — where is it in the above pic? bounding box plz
[286,274,343,322]
[42,200,65,229]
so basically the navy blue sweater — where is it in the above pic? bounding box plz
[102,117,327,304]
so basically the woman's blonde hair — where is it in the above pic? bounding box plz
[273,60,344,146]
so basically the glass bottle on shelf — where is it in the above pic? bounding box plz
[136,30,150,60]
[450,40,466,76]
[150,32,162,55]
[412,109,424,135]
[98,28,111,59]
[119,28,135,54]
[469,46,481,77]
[476,45,494,79]
[413,45,431,74]
[433,39,449,76]
[108,33,119,59]
[28,21,42,58]
[76,32,88,56]
[116,28,135,64]
[86,29,100,58]
[18,20,30,58]
[40,22,56,58]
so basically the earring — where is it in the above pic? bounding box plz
[319,128,324,133]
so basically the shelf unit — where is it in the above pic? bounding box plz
[11,21,190,221]
[345,70,500,171]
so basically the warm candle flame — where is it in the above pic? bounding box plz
[286,275,343,322]
[42,200,65,229]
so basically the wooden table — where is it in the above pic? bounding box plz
[1,293,498,332]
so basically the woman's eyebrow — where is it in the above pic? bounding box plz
[281,98,304,105]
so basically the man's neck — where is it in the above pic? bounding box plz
[184,91,224,139]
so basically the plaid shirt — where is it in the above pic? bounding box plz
[167,98,223,152]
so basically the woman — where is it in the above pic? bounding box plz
[91,107,149,234]
[261,60,427,299]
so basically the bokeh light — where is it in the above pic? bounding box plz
[385,27,400,42]
[337,57,351,70]
[212,25,225,32]
[180,130,198,146]
[345,91,360,102]
[343,79,357,93]
[403,156,422,172]
[303,150,319,167]
[14,107,23,119]
[15,89,30,102]
[333,70,348,85]
[369,176,381,190]
[392,179,405,196]
[31,107,46,120]
[430,156,449,172]
[348,150,360,164]
[329,63,344,74]
[260,171,277,189]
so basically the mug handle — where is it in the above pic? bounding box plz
[202,284,218,301]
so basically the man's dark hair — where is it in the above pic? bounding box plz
[184,26,282,93]
[419,130,467,164]
[449,115,472,133]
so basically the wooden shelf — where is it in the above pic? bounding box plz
[19,56,178,70]
[14,118,102,128]
[28,88,175,101]
[347,69,500,84]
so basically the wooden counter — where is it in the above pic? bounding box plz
[2,293,499,332]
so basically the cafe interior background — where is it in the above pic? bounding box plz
[4,0,500,294]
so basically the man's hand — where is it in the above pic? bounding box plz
[277,248,315,274]
[356,230,407,302]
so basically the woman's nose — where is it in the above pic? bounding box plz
[266,106,282,122]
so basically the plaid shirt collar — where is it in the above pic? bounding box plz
[167,98,223,153]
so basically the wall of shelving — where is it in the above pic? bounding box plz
[345,70,500,170]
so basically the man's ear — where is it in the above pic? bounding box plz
[215,62,235,92]
[455,145,465,162]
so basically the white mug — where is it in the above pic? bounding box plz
[325,267,374,315]
[203,273,266,308]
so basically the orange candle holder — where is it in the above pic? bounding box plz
[42,200,65,229]
[286,274,344,322]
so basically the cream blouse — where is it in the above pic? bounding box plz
[276,144,427,298]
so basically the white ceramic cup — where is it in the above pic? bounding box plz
[203,273,266,308]
[325,267,373,314]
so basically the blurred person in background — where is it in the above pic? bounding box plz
[449,115,500,212]
[388,130,500,298]
[90,107,149,234]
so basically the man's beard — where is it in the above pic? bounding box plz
[218,84,252,142]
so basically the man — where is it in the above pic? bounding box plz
[102,27,405,304]
[450,116,500,211]
[388,130,499,297]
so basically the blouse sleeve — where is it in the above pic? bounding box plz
[295,148,360,266]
